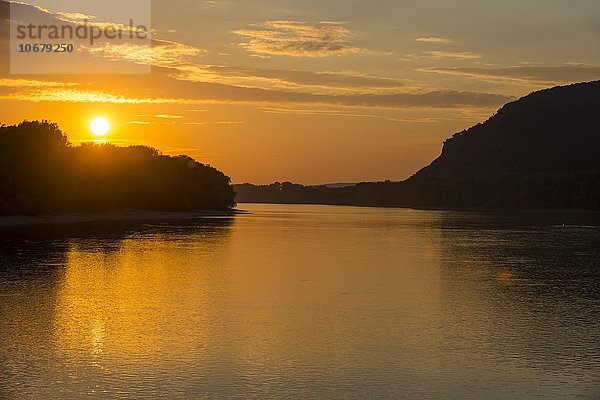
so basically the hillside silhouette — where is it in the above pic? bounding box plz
[236,81,600,209]
[0,121,235,216]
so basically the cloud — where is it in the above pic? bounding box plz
[419,65,600,85]
[408,51,483,60]
[0,79,76,88]
[8,1,51,15]
[0,79,78,97]
[0,1,512,110]
[84,40,204,68]
[7,1,145,36]
[138,114,185,119]
[129,118,244,126]
[0,89,193,104]
[173,65,408,94]
[79,38,405,94]
[55,11,96,23]
[78,37,403,94]
[233,21,360,57]
[0,85,513,109]
[260,107,380,118]
[327,90,509,108]
[207,66,406,89]
[415,37,453,43]
[179,121,244,125]
[260,107,489,123]
[386,117,449,123]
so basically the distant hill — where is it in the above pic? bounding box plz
[413,81,600,179]
[235,81,600,209]
[321,182,363,188]
[0,121,235,216]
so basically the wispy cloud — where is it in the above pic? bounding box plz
[0,89,198,104]
[260,107,379,118]
[55,11,95,23]
[84,40,204,68]
[233,21,360,57]
[76,38,403,94]
[127,118,244,126]
[407,51,483,60]
[0,79,76,88]
[415,37,453,43]
[1,86,512,109]
[179,121,245,125]
[137,114,185,119]
[207,66,406,89]
[176,65,407,94]
[260,107,488,124]
[419,65,600,85]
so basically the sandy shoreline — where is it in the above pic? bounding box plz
[0,209,245,228]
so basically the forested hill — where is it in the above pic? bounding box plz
[235,81,600,209]
[412,81,600,180]
[0,121,235,216]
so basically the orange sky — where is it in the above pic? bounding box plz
[1,0,599,184]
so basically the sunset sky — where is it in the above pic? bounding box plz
[1,0,599,184]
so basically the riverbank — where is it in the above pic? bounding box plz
[0,209,245,228]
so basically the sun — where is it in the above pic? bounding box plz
[90,117,110,136]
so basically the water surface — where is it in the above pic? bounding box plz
[1,204,599,399]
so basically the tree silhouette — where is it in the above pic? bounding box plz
[0,121,235,216]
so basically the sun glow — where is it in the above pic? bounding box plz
[90,117,110,136]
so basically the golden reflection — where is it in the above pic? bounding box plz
[51,227,232,367]
[496,269,517,286]
[91,320,106,355]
